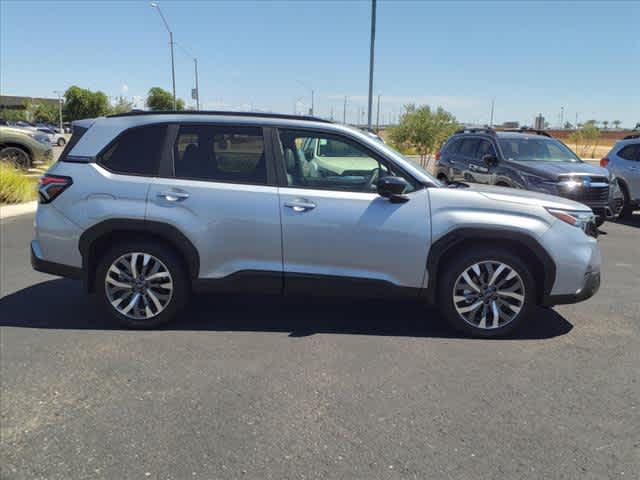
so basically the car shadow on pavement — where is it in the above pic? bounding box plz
[612,213,640,228]
[0,279,573,340]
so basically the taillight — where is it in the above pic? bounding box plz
[435,150,441,161]
[38,174,73,204]
[600,157,609,167]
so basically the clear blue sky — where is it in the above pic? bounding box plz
[1,0,638,126]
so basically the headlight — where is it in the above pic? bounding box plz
[546,207,595,232]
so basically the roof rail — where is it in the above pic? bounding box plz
[106,110,332,123]
[499,127,552,138]
[623,133,640,140]
[454,126,496,135]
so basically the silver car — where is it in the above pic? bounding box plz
[31,112,601,338]
[601,133,640,217]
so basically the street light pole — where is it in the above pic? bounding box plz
[53,90,63,132]
[376,94,381,132]
[343,96,348,124]
[151,2,177,110]
[367,0,377,131]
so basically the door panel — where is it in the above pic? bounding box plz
[278,187,431,290]
[147,124,282,283]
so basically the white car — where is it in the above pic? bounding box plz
[36,127,66,147]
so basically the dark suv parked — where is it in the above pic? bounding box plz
[435,128,619,225]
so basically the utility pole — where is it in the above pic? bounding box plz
[560,106,564,128]
[311,89,314,116]
[151,2,177,110]
[343,96,348,124]
[375,94,381,132]
[367,0,377,130]
[489,98,495,127]
[53,90,63,132]
[194,58,200,110]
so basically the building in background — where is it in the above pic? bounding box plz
[534,114,545,130]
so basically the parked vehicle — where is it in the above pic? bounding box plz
[435,128,618,226]
[0,125,52,169]
[36,127,66,146]
[601,133,640,218]
[31,112,601,337]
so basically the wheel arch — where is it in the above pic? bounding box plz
[79,219,200,293]
[0,142,33,159]
[425,228,555,305]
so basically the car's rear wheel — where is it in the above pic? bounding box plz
[438,248,536,338]
[96,241,190,328]
[0,146,31,169]
[57,137,66,147]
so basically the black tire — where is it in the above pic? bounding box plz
[437,174,449,184]
[595,215,606,227]
[0,146,31,169]
[57,137,66,147]
[437,247,537,338]
[95,240,190,328]
[618,184,633,219]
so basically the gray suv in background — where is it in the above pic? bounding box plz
[32,112,601,338]
[435,128,619,226]
[601,133,640,218]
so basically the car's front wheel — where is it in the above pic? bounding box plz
[0,146,31,169]
[438,248,536,338]
[95,241,190,328]
[57,137,66,147]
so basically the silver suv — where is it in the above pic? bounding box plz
[601,133,640,218]
[31,112,601,338]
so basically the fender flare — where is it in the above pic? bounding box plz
[78,219,200,281]
[424,227,556,304]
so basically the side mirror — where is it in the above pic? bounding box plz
[482,154,499,167]
[377,176,410,203]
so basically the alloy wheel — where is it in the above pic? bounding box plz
[105,252,173,320]
[453,260,525,330]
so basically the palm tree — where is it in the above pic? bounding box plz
[602,120,609,130]
[612,120,621,130]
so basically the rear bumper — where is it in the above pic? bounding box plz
[31,240,82,279]
[542,270,600,306]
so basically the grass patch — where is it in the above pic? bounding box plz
[0,162,37,204]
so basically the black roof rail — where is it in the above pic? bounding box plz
[499,127,552,138]
[623,133,640,140]
[454,126,496,135]
[106,110,332,123]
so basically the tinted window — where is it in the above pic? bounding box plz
[459,138,479,156]
[278,130,414,193]
[173,125,266,184]
[618,144,640,161]
[99,125,167,175]
[445,138,462,154]
[476,140,496,159]
[59,125,88,162]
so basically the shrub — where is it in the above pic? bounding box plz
[0,163,37,204]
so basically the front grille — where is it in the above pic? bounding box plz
[557,175,609,205]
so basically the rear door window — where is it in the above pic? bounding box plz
[173,125,267,185]
[618,144,640,161]
[99,124,167,175]
[459,138,480,157]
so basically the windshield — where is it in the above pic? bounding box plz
[498,136,581,163]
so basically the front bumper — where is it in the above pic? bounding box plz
[542,270,601,306]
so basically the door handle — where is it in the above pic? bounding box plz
[284,199,316,212]
[157,189,190,202]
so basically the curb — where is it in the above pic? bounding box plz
[0,201,38,220]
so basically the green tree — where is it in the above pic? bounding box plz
[110,96,134,115]
[612,120,621,130]
[146,87,185,111]
[63,86,110,121]
[570,120,601,157]
[602,120,609,130]
[388,104,459,165]
[31,102,59,123]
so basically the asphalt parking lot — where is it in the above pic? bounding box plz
[1,212,639,479]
